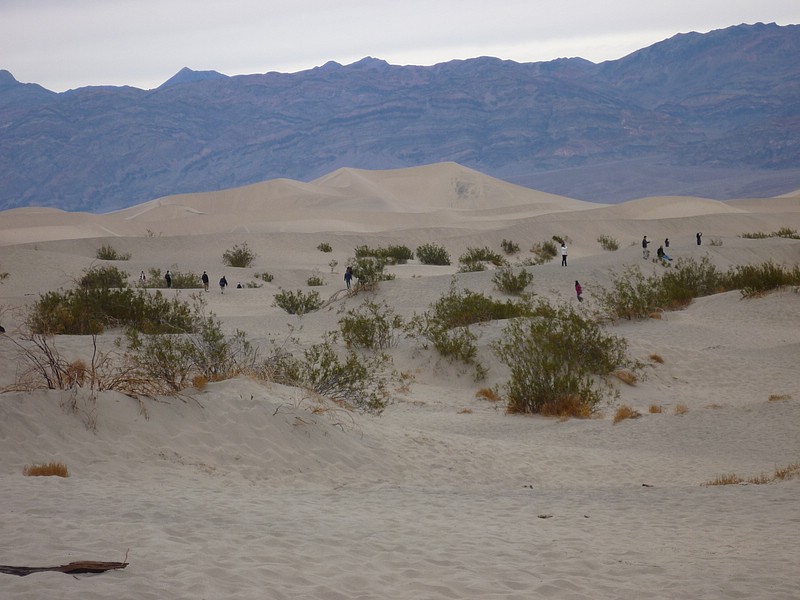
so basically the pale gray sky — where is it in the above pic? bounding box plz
[2,0,798,92]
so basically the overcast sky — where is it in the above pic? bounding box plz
[2,0,798,92]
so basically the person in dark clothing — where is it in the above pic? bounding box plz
[575,280,583,302]
[642,236,651,259]
[664,238,670,248]
[696,232,703,246]
[344,266,353,289]
[219,275,228,294]
[201,271,209,291]
[165,270,172,288]
[657,245,672,262]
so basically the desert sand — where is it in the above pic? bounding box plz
[1,163,798,599]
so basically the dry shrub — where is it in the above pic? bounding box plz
[648,404,663,413]
[649,353,664,363]
[458,407,473,414]
[613,405,641,424]
[675,403,689,415]
[706,403,724,409]
[24,462,69,477]
[768,394,792,402]
[649,312,662,320]
[704,473,743,486]
[704,463,800,486]
[613,369,637,386]
[774,462,800,480]
[535,395,595,420]
[192,374,208,391]
[475,387,501,402]
[66,359,87,386]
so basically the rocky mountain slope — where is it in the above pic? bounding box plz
[1,22,798,212]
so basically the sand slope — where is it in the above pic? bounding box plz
[1,163,799,599]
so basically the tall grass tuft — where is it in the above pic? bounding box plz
[24,462,69,477]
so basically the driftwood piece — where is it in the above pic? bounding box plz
[0,561,128,577]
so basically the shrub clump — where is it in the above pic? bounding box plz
[222,242,256,268]
[142,268,203,289]
[493,300,635,416]
[273,289,323,315]
[79,265,129,289]
[458,246,508,272]
[338,300,408,350]
[307,274,325,287]
[501,239,520,255]
[492,268,534,295]
[354,244,413,265]
[348,256,395,291]
[529,240,558,264]
[416,243,451,265]
[317,242,333,252]
[24,462,69,477]
[96,244,131,261]
[597,235,619,251]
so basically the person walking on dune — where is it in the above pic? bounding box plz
[344,266,353,290]
[561,242,568,266]
[202,271,209,292]
[575,280,583,302]
[696,232,702,246]
[165,270,172,288]
[642,236,651,259]
[219,275,228,294]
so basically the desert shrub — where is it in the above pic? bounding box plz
[613,405,641,423]
[141,268,202,289]
[493,300,634,416]
[428,324,479,366]
[529,240,558,264]
[243,281,262,288]
[723,261,800,297]
[476,387,501,402]
[741,228,800,240]
[675,403,689,415]
[317,242,333,252]
[79,265,129,289]
[264,335,393,414]
[348,256,394,291]
[96,243,131,261]
[501,239,520,255]
[329,259,338,273]
[596,265,662,320]
[649,353,664,363]
[255,272,274,283]
[597,234,619,251]
[492,268,534,295]
[273,289,323,315]
[307,274,325,286]
[354,244,413,265]
[708,237,723,246]
[659,256,724,307]
[24,462,69,477]
[551,235,566,245]
[222,242,256,268]
[416,243,451,265]
[428,280,535,329]
[649,404,663,413]
[458,246,508,271]
[338,300,408,350]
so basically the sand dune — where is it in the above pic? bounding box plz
[1,163,799,599]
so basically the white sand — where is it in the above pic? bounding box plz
[1,163,799,599]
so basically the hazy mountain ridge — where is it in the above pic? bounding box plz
[1,22,799,212]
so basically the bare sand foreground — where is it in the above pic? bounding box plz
[1,163,799,599]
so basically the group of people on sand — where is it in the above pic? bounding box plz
[138,269,230,293]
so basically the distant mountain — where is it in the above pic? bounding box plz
[1,22,799,212]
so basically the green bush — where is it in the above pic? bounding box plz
[141,268,202,289]
[501,239,520,255]
[354,244,414,265]
[255,272,274,283]
[338,300,407,350]
[95,244,131,261]
[273,289,323,315]
[597,235,619,251]
[79,265,129,289]
[416,243,451,265]
[348,256,395,291]
[724,261,800,297]
[223,242,256,268]
[493,268,534,295]
[493,300,634,416]
[529,240,558,264]
[317,242,333,252]
[307,274,325,287]
[740,228,800,240]
[429,280,535,329]
[458,246,508,271]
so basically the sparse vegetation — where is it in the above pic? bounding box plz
[96,243,131,261]
[317,242,333,252]
[649,354,665,363]
[24,462,69,477]
[307,274,325,286]
[416,243,451,266]
[703,462,800,486]
[255,272,274,283]
[273,289,323,315]
[768,394,792,402]
[79,265,128,289]
[338,300,408,350]
[613,405,641,424]
[493,300,636,417]
[492,268,534,295]
[354,244,413,265]
[613,369,637,386]
[649,404,663,413]
[740,227,800,240]
[222,242,256,268]
[142,268,203,289]
[458,246,508,271]
[348,256,394,291]
[597,234,620,251]
[708,237,723,246]
[675,403,689,415]
[529,240,558,264]
[475,387,501,402]
[501,239,520,255]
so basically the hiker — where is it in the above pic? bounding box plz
[560,242,568,266]
[139,270,146,284]
[219,275,228,294]
[236,282,242,289]
[696,232,702,246]
[575,280,583,302]
[664,238,670,248]
[201,271,209,291]
[642,236,651,259]
[165,270,172,288]
[657,245,672,262]
[344,266,353,289]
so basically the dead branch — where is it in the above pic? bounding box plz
[0,560,128,577]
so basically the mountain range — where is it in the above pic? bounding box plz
[1,22,799,213]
